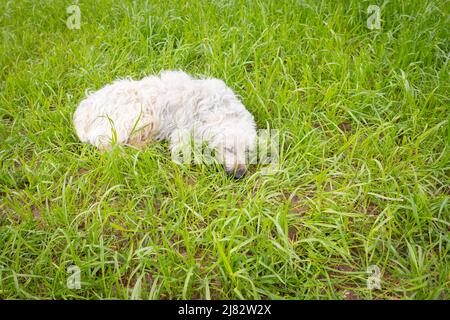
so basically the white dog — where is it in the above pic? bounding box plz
[73,71,257,178]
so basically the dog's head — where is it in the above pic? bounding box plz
[214,125,257,179]
[194,78,257,178]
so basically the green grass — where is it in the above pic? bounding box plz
[0,0,449,299]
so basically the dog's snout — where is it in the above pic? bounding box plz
[226,164,246,179]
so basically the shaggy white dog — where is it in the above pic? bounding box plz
[73,71,257,178]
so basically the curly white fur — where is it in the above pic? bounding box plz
[73,71,257,177]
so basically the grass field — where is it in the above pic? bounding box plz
[0,0,449,299]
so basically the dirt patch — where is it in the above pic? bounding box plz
[335,265,353,273]
[367,203,379,216]
[279,191,309,215]
[185,176,197,186]
[288,226,297,242]
[77,168,89,175]
[178,245,187,258]
[31,205,41,221]
[343,290,357,300]
[338,122,352,133]
[78,220,85,231]
[290,195,308,215]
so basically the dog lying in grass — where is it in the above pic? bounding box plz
[73,71,257,178]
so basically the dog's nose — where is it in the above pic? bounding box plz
[226,164,246,179]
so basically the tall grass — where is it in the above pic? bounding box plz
[0,0,448,299]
